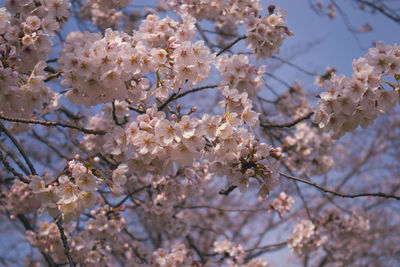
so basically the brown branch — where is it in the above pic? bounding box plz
[0,140,30,175]
[128,105,145,114]
[356,0,400,23]
[55,216,75,267]
[112,100,128,126]
[158,84,218,111]
[0,122,37,175]
[244,241,287,262]
[0,114,106,135]
[271,55,320,76]
[196,23,216,53]
[113,184,151,208]
[177,205,268,213]
[245,241,287,252]
[31,130,70,161]
[280,171,400,200]
[44,71,61,82]
[261,111,314,128]
[186,235,206,264]
[0,152,30,183]
[216,35,246,56]
[219,185,237,196]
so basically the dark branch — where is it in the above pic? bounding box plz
[55,217,75,267]
[0,152,30,183]
[0,114,106,135]
[158,84,218,111]
[280,172,400,200]
[216,35,246,56]
[261,111,314,128]
[219,185,238,196]
[112,100,128,126]
[0,122,37,175]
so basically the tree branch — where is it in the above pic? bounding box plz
[0,122,37,175]
[112,100,128,126]
[55,216,75,267]
[158,84,218,111]
[280,171,400,200]
[216,35,246,56]
[0,114,106,135]
[219,185,238,196]
[0,152,30,183]
[261,111,314,128]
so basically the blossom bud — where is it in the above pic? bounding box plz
[270,147,284,160]
[268,5,275,14]
[284,27,294,36]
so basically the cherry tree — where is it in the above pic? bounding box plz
[0,0,399,266]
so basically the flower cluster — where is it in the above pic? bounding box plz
[213,239,269,266]
[167,0,225,21]
[213,239,245,263]
[59,14,214,107]
[167,0,290,56]
[153,243,193,266]
[283,122,333,176]
[150,163,212,202]
[137,201,189,238]
[0,0,69,117]
[86,205,126,242]
[275,81,312,118]
[245,7,291,59]
[26,222,70,264]
[287,219,327,255]
[0,61,59,118]
[2,0,69,69]
[3,179,40,216]
[26,209,126,266]
[29,158,127,222]
[270,192,294,219]
[83,87,282,198]
[216,54,265,98]
[313,41,400,139]
[321,211,370,237]
[78,0,132,29]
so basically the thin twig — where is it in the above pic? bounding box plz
[280,171,400,200]
[245,241,287,252]
[216,35,246,56]
[158,84,218,111]
[44,71,61,82]
[177,205,268,213]
[196,23,216,53]
[31,130,70,161]
[261,111,314,128]
[112,100,128,126]
[55,216,75,267]
[113,184,151,207]
[0,140,30,175]
[186,235,206,264]
[0,152,30,183]
[357,0,400,23]
[219,185,237,196]
[0,122,37,175]
[0,114,106,135]
[271,55,320,76]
